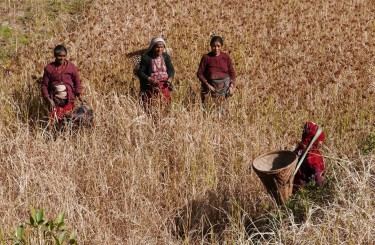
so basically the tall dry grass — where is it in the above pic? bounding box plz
[0,0,374,244]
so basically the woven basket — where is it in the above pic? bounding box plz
[252,150,297,204]
[127,48,174,75]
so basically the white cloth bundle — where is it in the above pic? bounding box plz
[54,84,67,99]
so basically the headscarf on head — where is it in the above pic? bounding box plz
[145,37,168,55]
[303,121,319,138]
[300,121,324,148]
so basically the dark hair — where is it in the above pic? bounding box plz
[210,36,223,46]
[54,45,67,57]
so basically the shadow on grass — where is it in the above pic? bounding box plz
[10,76,49,128]
[171,176,335,243]
[171,188,277,243]
[172,190,230,242]
[245,178,335,242]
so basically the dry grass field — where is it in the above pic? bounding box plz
[0,0,374,244]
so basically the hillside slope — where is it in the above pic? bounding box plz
[0,0,374,244]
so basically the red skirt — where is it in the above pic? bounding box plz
[49,103,74,124]
[140,81,171,111]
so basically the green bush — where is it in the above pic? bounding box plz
[286,180,334,223]
[11,208,78,245]
[0,26,13,39]
[360,132,375,154]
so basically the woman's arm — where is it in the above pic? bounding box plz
[137,55,159,85]
[71,63,82,97]
[227,54,236,86]
[165,54,175,81]
[41,67,51,99]
[137,55,150,81]
[41,66,55,107]
[197,55,208,85]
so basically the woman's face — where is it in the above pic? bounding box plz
[153,43,165,56]
[211,41,222,56]
[55,51,67,65]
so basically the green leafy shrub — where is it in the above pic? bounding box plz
[11,208,78,245]
[286,180,334,223]
[360,132,375,154]
[0,26,13,39]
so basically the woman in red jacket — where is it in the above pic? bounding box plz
[41,45,82,124]
[294,121,326,191]
[197,36,236,106]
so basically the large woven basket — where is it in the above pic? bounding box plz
[252,150,297,204]
[127,48,173,75]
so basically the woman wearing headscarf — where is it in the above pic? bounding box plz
[197,36,236,105]
[137,37,175,112]
[293,121,326,191]
[41,45,82,124]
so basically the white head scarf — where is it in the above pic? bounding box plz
[145,37,168,55]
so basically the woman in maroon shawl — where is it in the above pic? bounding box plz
[41,45,82,124]
[197,36,236,106]
[294,121,326,191]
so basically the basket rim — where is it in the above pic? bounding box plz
[252,150,297,173]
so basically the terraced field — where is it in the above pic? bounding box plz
[0,0,374,244]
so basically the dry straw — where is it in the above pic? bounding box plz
[0,0,374,244]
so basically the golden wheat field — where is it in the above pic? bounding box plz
[0,0,374,244]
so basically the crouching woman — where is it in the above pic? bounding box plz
[293,121,326,192]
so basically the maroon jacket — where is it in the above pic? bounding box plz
[41,60,82,104]
[197,51,236,85]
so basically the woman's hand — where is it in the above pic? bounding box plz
[228,84,235,96]
[166,79,173,91]
[208,84,216,92]
[77,96,85,104]
[299,143,307,150]
[47,97,55,108]
[315,141,323,150]
[148,77,158,85]
[204,81,215,92]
